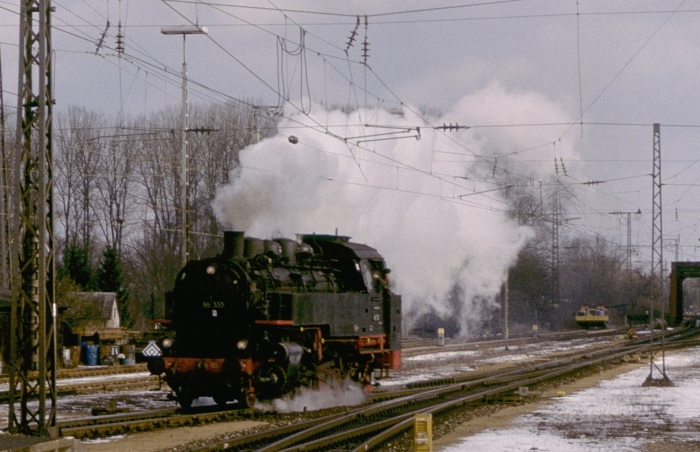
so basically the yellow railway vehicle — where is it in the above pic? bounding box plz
[575,305,609,329]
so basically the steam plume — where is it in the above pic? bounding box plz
[213,82,578,335]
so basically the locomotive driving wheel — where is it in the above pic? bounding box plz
[234,376,257,408]
[244,390,256,408]
[176,386,194,409]
[236,387,256,408]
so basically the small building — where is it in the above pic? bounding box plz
[74,291,121,329]
[62,292,124,366]
[0,290,123,370]
[63,292,122,343]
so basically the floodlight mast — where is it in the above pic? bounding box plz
[160,25,208,266]
[161,25,209,35]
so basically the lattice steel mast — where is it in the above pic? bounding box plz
[645,122,670,386]
[0,36,9,287]
[610,209,642,274]
[8,0,57,435]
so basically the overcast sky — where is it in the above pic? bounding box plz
[2,1,700,270]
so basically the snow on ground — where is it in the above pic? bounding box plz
[3,332,696,452]
[439,346,700,451]
[0,388,174,426]
[0,369,153,393]
[0,368,166,426]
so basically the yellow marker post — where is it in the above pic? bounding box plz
[414,413,432,451]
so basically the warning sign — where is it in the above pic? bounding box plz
[142,341,162,357]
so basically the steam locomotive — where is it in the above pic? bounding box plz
[147,231,402,408]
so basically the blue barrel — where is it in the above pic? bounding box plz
[86,344,99,366]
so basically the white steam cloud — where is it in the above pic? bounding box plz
[254,379,367,413]
[213,82,579,336]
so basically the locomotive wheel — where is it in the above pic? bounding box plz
[245,391,256,408]
[256,364,287,399]
[176,385,194,409]
[236,390,256,408]
[177,393,193,409]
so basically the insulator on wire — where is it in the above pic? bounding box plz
[95,21,110,54]
[362,38,370,64]
[344,16,360,55]
[362,16,370,64]
[116,21,125,55]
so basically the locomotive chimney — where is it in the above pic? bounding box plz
[276,238,298,265]
[223,231,245,259]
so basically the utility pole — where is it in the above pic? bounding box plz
[549,191,580,330]
[645,122,671,386]
[0,39,8,288]
[503,274,509,350]
[9,0,58,435]
[610,209,642,274]
[551,194,560,309]
[161,24,208,267]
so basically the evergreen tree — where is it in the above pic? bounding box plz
[60,245,94,290]
[96,247,130,327]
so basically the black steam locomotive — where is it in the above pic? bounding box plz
[147,231,402,408]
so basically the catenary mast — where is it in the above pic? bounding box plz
[8,0,57,435]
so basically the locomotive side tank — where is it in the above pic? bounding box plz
[147,231,402,408]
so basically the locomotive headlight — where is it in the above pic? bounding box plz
[206,265,216,275]
[161,337,173,349]
[236,339,248,350]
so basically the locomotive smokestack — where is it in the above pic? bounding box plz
[223,231,245,259]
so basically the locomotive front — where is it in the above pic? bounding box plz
[148,231,402,408]
[148,235,256,407]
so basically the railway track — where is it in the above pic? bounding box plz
[59,406,247,439]
[0,363,149,385]
[6,328,697,448]
[177,328,700,451]
[401,328,627,358]
[0,370,160,404]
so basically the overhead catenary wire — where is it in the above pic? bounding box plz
[3,1,699,260]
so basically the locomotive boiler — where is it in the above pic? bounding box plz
[147,231,402,408]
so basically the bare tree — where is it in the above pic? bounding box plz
[188,102,268,257]
[560,236,626,325]
[54,107,104,255]
[52,103,269,330]
[132,110,180,251]
[124,110,183,326]
[93,120,136,253]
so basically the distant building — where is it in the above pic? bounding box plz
[63,292,123,346]
[0,291,123,370]
[71,292,121,329]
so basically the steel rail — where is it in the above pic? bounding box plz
[247,331,700,451]
[353,334,700,451]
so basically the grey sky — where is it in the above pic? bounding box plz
[2,0,699,268]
